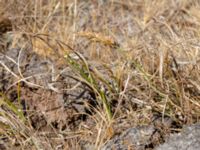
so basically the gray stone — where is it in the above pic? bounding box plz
[156,123,200,150]
[101,125,156,150]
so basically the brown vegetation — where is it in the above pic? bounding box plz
[0,0,200,149]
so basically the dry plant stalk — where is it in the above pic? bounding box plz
[77,31,119,48]
[31,35,67,61]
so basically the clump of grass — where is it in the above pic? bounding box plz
[65,51,120,121]
[0,92,28,148]
[0,92,25,123]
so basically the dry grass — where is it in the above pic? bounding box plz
[0,0,200,149]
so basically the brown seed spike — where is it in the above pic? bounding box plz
[0,17,12,35]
